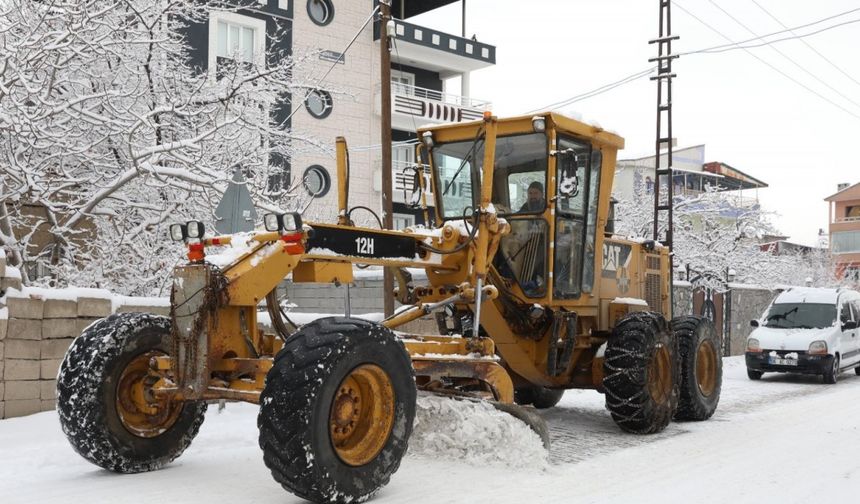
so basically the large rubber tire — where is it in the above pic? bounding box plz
[671,316,722,421]
[258,317,416,504]
[603,312,678,434]
[823,354,840,384]
[514,386,564,409]
[56,312,207,473]
[855,365,860,376]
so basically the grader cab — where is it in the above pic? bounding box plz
[56,112,722,503]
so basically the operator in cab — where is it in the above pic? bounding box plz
[519,181,546,213]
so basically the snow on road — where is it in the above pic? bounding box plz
[2,357,859,503]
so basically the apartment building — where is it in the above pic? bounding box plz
[184,0,495,227]
[825,182,860,284]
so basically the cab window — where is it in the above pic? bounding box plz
[553,136,592,299]
[490,133,548,215]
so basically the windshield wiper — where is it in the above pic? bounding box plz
[442,127,485,197]
[767,306,798,322]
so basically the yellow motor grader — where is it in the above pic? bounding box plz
[56,112,722,503]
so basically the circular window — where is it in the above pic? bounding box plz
[303,165,331,198]
[304,89,333,119]
[307,0,334,26]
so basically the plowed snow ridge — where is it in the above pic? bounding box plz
[408,395,548,469]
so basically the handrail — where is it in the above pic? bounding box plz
[379,81,491,110]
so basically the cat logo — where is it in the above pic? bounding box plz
[602,242,631,294]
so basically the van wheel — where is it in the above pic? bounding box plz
[823,355,839,384]
[855,366,860,376]
[746,369,763,381]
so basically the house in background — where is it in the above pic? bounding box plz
[614,145,768,204]
[825,182,860,285]
[182,0,495,228]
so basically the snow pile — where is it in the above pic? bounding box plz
[408,395,548,470]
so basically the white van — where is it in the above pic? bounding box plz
[745,287,860,383]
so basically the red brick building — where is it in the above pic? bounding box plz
[825,183,860,285]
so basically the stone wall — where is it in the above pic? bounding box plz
[0,251,169,420]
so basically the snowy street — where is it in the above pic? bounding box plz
[2,356,859,503]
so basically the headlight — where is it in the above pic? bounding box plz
[808,340,828,355]
[263,212,303,233]
[185,220,205,239]
[532,116,546,132]
[746,338,761,353]
[169,223,187,242]
[263,213,281,232]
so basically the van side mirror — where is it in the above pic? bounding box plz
[843,320,858,331]
[750,320,760,328]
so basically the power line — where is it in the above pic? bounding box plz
[674,2,860,121]
[679,5,860,55]
[520,6,860,119]
[703,0,860,111]
[282,4,381,126]
[526,66,656,113]
[690,18,860,54]
[749,0,860,89]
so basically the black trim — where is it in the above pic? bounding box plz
[746,351,833,375]
[304,89,333,119]
[307,0,334,26]
[307,226,418,260]
[302,165,331,198]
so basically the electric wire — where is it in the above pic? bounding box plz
[749,0,860,88]
[281,4,381,126]
[701,0,860,111]
[524,7,860,116]
[673,2,860,121]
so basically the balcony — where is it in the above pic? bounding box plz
[375,19,495,74]
[375,81,491,130]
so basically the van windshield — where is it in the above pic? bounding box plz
[762,303,836,329]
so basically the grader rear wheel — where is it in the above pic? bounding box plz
[603,312,678,434]
[258,317,416,504]
[672,316,722,421]
[56,313,207,473]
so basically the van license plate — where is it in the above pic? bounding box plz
[770,357,798,366]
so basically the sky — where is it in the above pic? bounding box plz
[413,0,860,246]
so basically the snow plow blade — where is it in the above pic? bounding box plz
[489,401,551,450]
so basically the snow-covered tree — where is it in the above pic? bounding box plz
[0,0,324,295]
[614,172,835,290]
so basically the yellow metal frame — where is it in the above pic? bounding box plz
[154,112,674,412]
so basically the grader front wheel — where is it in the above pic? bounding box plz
[56,313,207,473]
[603,312,678,434]
[258,317,416,504]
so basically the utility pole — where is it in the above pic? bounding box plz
[380,0,395,317]
[649,0,679,316]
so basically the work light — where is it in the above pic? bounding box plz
[169,223,186,242]
[186,221,205,240]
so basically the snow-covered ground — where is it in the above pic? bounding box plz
[3,356,860,503]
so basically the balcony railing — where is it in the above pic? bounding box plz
[375,19,496,68]
[835,216,860,223]
[377,82,491,127]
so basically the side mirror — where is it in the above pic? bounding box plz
[843,320,858,331]
[750,320,760,328]
[404,165,424,209]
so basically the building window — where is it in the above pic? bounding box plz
[305,89,333,119]
[393,213,415,230]
[832,231,860,254]
[303,165,331,198]
[307,0,334,26]
[217,20,255,63]
[208,12,266,76]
